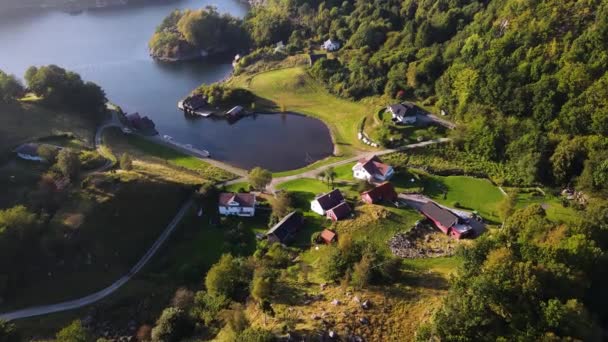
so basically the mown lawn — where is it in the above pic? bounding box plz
[272,156,346,177]
[230,67,374,156]
[514,190,581,225]
[103,128,235,183]
[422,175,505,223]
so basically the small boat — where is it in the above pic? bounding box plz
[163,135,173,141]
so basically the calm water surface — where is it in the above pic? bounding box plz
[0,0,333,171]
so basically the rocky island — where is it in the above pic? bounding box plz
[149,7,249,62]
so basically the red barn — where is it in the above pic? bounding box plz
[320,229,337,244]
[361,182,397,204]
[419,202,472,239]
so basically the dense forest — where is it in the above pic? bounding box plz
[229,0,608,193]
[149,7,249,60]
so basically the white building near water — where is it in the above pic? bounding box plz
[322,39,341,51]
[218,193,256,217]
[352,155,394,183]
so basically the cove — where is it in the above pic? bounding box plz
[0,0,335,171]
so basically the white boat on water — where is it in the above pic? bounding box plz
[163,135,173,141]
[177,100,184,110]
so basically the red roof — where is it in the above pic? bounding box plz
[320,229,337,244]
[361,182,397,203]
[218,193,256,207]
[358,155,392,177]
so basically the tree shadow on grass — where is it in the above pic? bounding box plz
[398,263,450,291]
[272,280,309,306]
[252,95,279,112]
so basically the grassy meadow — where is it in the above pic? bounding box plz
[103,128,235,184]
[230,67,375,156]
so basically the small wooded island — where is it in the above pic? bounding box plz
[149,7,249,61]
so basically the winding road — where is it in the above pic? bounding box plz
[0,112,450,321]
[0,199,194,321]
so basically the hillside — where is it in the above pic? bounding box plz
[0,101,96,156]
[239,0,608,193]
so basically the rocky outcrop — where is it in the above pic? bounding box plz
[389,224,457,258]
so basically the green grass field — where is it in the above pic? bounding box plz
[230,67,374,156]
[514,190,581,224]
[103,128,235,183]
[422,175,506,222]
[272,156,347,177]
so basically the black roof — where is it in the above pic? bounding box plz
[266,211,304,243]
[315,189,345,211]
[420,202,459,228]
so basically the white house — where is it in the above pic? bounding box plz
[311,189,345,216]
[322,39,341,51]
[218,193,256,217]
[14,143,46,162]
[352,155,394,183]
[387,103,416,124]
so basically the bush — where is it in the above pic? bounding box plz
[119,153,133,171]
[452,201,461,208]
[195,84,254,107]
[56,320,90,342]
[151,308,194,342]
[311,231,321,244]
[80,150,106,170]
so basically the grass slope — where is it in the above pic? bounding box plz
[0,102,96,154]
[422,175,505,222]
[103,128,234,184]
[230,67,374,157]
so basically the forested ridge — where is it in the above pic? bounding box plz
[239,1,608,339]
[237,0,608,191]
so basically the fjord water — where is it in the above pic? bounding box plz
[0,0,333,171]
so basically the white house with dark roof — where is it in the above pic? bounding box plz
[218,193,256,217]
[387,103,416,124]
[322,39,341,51]
[352,155,394,183]
[311,189,345,216]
